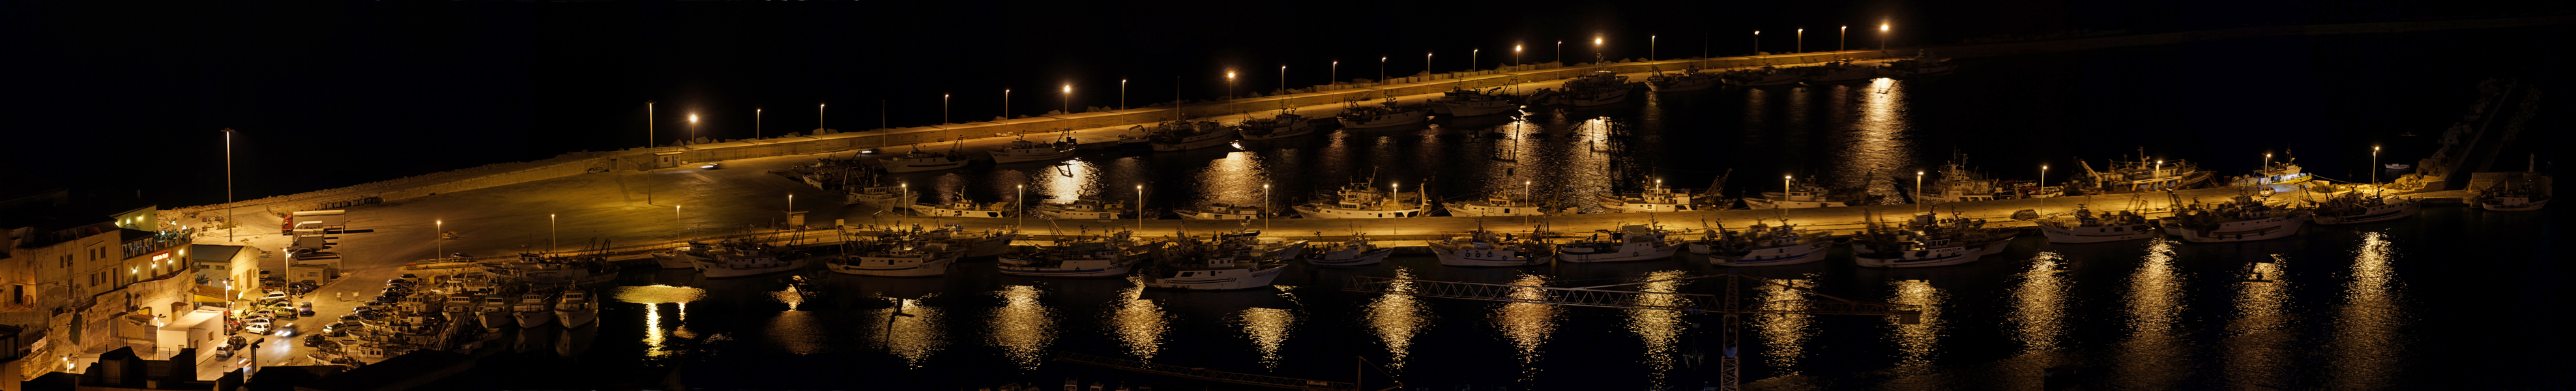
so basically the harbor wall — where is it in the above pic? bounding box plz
[165,14,2576,224]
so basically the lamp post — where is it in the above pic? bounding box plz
[1914,171,1925,214]
[1426,52,1433,75]
[1471,49,1479,71]
[1136,185,1145,232]
[1650,35,1656,60]
[900,183,908,216]
[645,101,656,147]
[1330,62,1338,85]
[1523,181,1532,224]
[1062,85,1072,115]
[1120,80,1127,109]
[1004,89,1012,119]
[943,94,950,124]
[1592,36,1603,65]
[1796,29,1804,53]
[1279,66,1285,94]
[1262,184,1270,231]
[755,108,762,139]
[673,205,682,243]
[435,220,444,257]
[688,114,698,144]
[2042,165,2049,189]
[1753,31,1761,55]
[1379,57,1386,83]
[1556,40,1562,64]
[549,214,557,253]
[1225,70,1236,100]
[1879,23,1890,51]
[1840,26,1849,51]
[818,102,825,133]
[1016,184,1025,227]
[2372,146,2381,186]
[1514,44,1522,66]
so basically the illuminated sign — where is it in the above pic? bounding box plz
[151,253,170,263]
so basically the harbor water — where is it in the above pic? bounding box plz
[473,29,2566,390]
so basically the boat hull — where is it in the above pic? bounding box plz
[991,149,1077,164]
[1142,267,1284,290]
[1699,242,1828,267]
[885,159,968,173]
[514,311,555,328]
[1443,203,1545,216]
[1441,100,1517,117]
[2159,215,2308,242]
[1648,78,1720,92]
[2315,200,2422,225]
[1240,123,1316,140]
[1742,198,1848,209]
[1431,244,1548,267]
[1151,132,1236,151]
[1294,205,1424,218]
[651,252,697,269]
[994,257,1136,278]
[695,257,812,278]
[1306,248,1394,266]
[2480,198,2549,211]
[1557,244,1680,263]
[2038,224,2156,243]
[1853,246,1982,268]
[1338,111,1428,128]
[477,311,515,329]
[828,255,954,277]
[1176,210,1261,219]
[554,308,596,328]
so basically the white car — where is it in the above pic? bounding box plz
[245,319,274,335]
[699,162,722,169]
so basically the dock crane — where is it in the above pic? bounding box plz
[1343,272,1922,391]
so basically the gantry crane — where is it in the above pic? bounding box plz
[1343,272,1921,391]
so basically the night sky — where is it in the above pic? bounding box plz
[0,0,2530,216]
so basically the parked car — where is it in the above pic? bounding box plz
[700,162,722,169]
[298,302,315,317]
[244,319,273,335]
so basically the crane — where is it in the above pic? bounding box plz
[1343,272,1921,391]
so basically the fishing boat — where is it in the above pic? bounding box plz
[2035,205,2156,243]
[440,294,477,320]
[1851,213,2004,268]
[1744,178,1855,209]
[1556,225,1682,263]
[997,231,1164,278]
[693,240,812,278]
[647,243,706,268]
[1556,70,1637,106]
[511,292,555,328]
[1336,99,1429,128]
[475,295,515,329]
[845,183,920,208]
[554,289,597,328]
[1175,203,1265,220]
[882,142,971,173]
[918,224,1019,257]
[1293,179,1427,218]
[1141,121,1235,152]
[1721,66,1803,87]
[2157,195,2309,242]
[1911,159,2062,203]
[2468,170,2552,212]
[1304,234,1392,266]
[1429,87,1520,117]
[1139,239,1287,291]
[1036,198,1130,220]
[1428,229,1554,267]
[1877,53,1957,76]
[2070,151,2214,195]
[1691,220,1829,267]
[1596,185,1725,212]
[2311,192,2421,225]
[1645,66,1723,92]
[1216,230,1310,260]
[2229,158,2314,187]
[1802,60,1877,83]
[909,197,1016,218]
[827,234,961,277]
[1237,110,1318,140]
[991,132,1079,164]
[1444,194,1547,216]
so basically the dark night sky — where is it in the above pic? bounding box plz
[0,0,2551,216]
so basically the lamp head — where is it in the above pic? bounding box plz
[689,114,697,123]
[1881,23,1890,31]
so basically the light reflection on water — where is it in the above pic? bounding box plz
[1627,270,1690,390]
[2226,255,2297,389]
[1885,279,1946,371]
[1190,152,1273,212]
[2115,239,2189,387]
[1755,278,1813,374]
[870,297,945,368]
[1491,273,1558,384]
[2008,253,2071,353]
[1236,307,1296,371]
[1108,280,1170,361]
[2331,233,2405,390]
[988,285,1056,371]
[1840,78,1914,204]
[1364,267,1433,373]
[612,285,706,359]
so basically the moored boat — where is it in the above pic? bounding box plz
[1744,177,1854,209]
[997,230,1163,278]
[1429,229,1553,267]
[1429,87,1520,117]
[511,292,555,328]
[554,289,597,328]
[1336,99,1430,128]
[909,197,1016,218]
[1139,239,1286,291]
[2036,205,2156,243]
[1175,203,1266,220]
[2468,171,2552,212]
[991,132,1079,164]
[1802,59,1877,83]
[827,234,961,277]
[1721,66,1802,87]
[1293,179,1427,218]
[1237,110,1318,140]
[1646,66,1722,92]
[1304,234,1392,267]
[2311,192,2420,225]
[2157,195,2309,242]
[882,142,971,173]
[1556,225,1682,263]
[1444,194,1547,216]
[1141,121,1235,152]
[693,240,812,278]
[1036,198,1130,220]
[1691,220,1828,267]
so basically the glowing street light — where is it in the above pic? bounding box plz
[1471,49,1479,71]
[2041,165,2050,188]
[435,220,444,257]
[1225,70,1237,100]
[1880,23,1891,51]
[1119,80,1127,109]
[943,94,950,124]
[688,113,698,143]
[1840,25,1849,51]
[1330,61,1338,85]
[645,100,655,147]
[1278,65,1285,94]
[1650,35,1657,60]
[817,102,825,133]
[2372,146,2382,186]
[1796,29,1804,53]
[1062,84,1072,115]
[549,213,557,253]
[1135,184,1146,231]
[1017,184,1026,227]
[1514,44,1523,66]
[755,108,763,139]
[1753,31,1761,55]
[1262,184,1271,231]
[1914,171,1925,213]
[1004,89,1012,119]
[1379,57,1387,83]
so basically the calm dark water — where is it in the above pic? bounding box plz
[461,31,2568,390]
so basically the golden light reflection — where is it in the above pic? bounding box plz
[1627,270,1690,390]
[1192,152,1271,212]
[870,298,946,368]
[771,285,806,311]
[643,303,671,358]
[2008,252,2070,353]
[1237,308,1297,371]
[1841,78,1912,203]
[1885,279,1945,371]
[1491,273,1558,383]
[2225,255,2296,388]
[1754,278,1813,373]
[1037,159,1094,202]
[2114,239,2188,387]
[614,285,705,359]
[988,285,1057,371]
[1109,281,1170,361]
[2331,233,2404,390]
[766,310,828,355]
[1364,267,1434,372]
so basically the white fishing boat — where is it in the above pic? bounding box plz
[1744,178,1853,209]
[2157,195,2309,242]
[1803,60,1877,83]
[997,231,1163,278]
[1721,66,1803,86]
[1555,225,1682,263]
[2070,150,2215,195]
[554,289,597,328]
[1140,121,1235,152]
[991,132,1079,164]
[512,292,555,328]
[1336,99,1429,128]
[1689,221,1829,267]
[918,224,1019,257]
[1216,231,1310,260]
[1852,236,1983,268]
[2036,205,2156,243]
[1596,185,1723,212]
[1645,66,1723,92]
[476,295,515,329]
[883,142,971,173]
[2468,171,2551,212]
[1304,234,1393,266]
[1429,87,1519,117]
[827,235,961,277]
[693,241,812,278]
[909,198,1016,218]
[1429,229,1553,267]
[1852,212,2013,267]
[1175,203,1266,220]
[2228,158,2314,187]
[1237,111,1317,140]
[1444,194,1546,216]
[2311,193,2421,225]
[1294,179,1427,218]
[647,244,705,269]
[1140,239,1287,291]
[1912,159,2060,203]
[1036,198,1130,220]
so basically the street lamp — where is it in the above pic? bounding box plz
[1555,40,1563,64]
[2372,146,2381,186]
[688,114,698,144]
[1523,181,1532,224]
[1062,84,1072,115]
[1330,62,1338,85]
[1592,36,1603,65]
[549,213,557,253]
[1279,65,1286,94]
[222,128,235,242]
[1261,184,1270,231]
[755,108,763,139]
[1471,49,1479,71]
[1136,185,1146,231]
[1880,23,1890,51]
[1004,89,1012,119]
[1017,184,1025,227]
[2041,165,2050,189]
[817,102,825,133]
[1796,29,1804,53]
[1914,171,1925,213]
[1379,57,1386,83]
[1225,70,1235,100]
[435,220,444,257]
[1840,26,1849,51]
[1119,80,1127,110]
[1753,31,1761,55]
[1426,52,1433,75]
[943,94,950,124]
[900,183,909,216]
[1514,44,1523,66]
